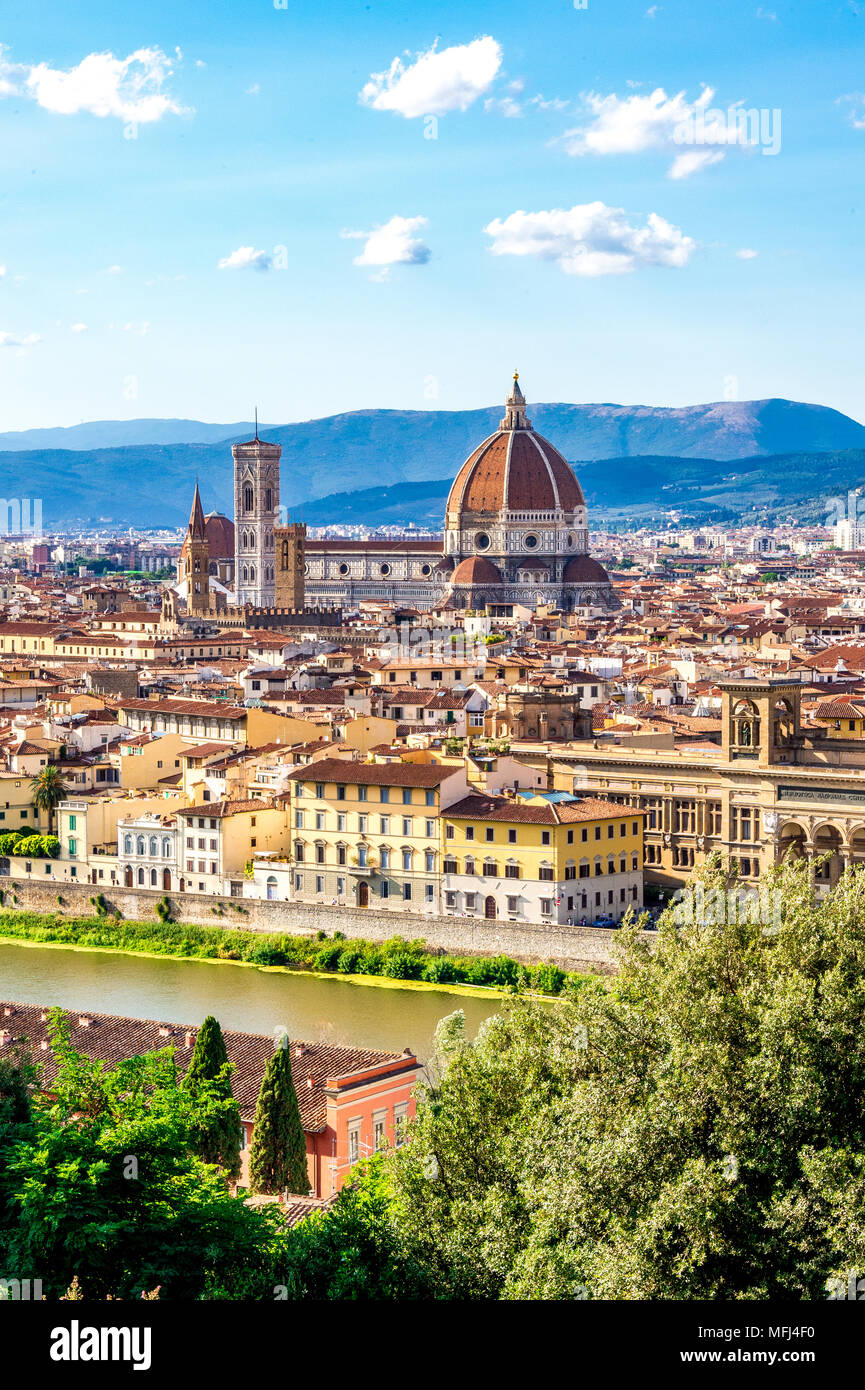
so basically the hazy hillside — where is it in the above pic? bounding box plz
[1,398,863,527]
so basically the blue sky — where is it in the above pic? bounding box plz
[1,0,864,430]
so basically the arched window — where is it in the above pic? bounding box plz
[163,838,172,857]
[123,835,133,855]
[149,836,158,857]
[242,566,248,583]
[281,539,289,569]
[243,485,254,513]
[266,875,277,900]
[150,868,158,887]
[137,867,145,885]
[136,836,145,855]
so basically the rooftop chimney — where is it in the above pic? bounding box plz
[306,1076,315,1088]
[158,1025,172,1038]
[78,1015,92,1028]
[184,1030,194,1048]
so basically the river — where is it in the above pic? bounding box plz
[0,941,504,1060]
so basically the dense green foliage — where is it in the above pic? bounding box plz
[0,908,580,995]
[0,1012,284,1299]
[277,854,865,1300]
[0,830,59,857]
[182,1016,243,1180]
[248,1042,310,1197]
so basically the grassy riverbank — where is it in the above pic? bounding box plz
[0,909,595,997]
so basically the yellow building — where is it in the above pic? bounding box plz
[813,697,865,739]
[285,756,469,912]
[441,790,644,926]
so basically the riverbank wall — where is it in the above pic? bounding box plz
[0,877,652,973]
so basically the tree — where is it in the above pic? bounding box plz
[382,854,865,1300]
[1,1012,284,1299]
[30,765,70,834]
[248,1037,309,1196]
[181,1016,242,1179]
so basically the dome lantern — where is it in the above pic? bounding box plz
[500,371,531,431]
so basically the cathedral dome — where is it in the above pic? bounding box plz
[204,511,235,560]
[563,554,611,584]
[451,556,503,585]
[446,375,584,518]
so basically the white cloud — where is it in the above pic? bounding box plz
[645,5,662,15]
[342,215,431,271]
[245,83,260,96]
[0,45,188,123]
[70,322,88,332]
[0,329,39,347]
[669,149,725,179]
[484,95,522,118]
[483,201,695,277]
[104,264,124,275]
[0,265,5,278]
[560,85,750,177]
[217,246,273,272]
[838,92,865,129]
[736,248,759,259]
[360,36,502,118]
[123,321,149,335]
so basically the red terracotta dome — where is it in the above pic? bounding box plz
[447,430,584,515]
[563,555,611,584]
[204,512,235,560]
[451,556,503,585]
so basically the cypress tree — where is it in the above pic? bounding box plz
[248,1038,309,1196]
[182,1015,243,1179]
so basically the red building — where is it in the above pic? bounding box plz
[0,1002,421,1198]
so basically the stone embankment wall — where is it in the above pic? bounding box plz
[0,878,656,973]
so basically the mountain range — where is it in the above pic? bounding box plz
[0,398,863,529]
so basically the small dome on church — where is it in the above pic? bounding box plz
[204,511,235,560]
[451,556,503,585]
[563,554,611,584]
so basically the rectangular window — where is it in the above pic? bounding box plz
[336,876,345,896]
[445,824,454,839]
[445,890,456,909]
[425,791,435,806]
[425,883,434,901]
[465,893,476,911]
[443,857,458,875]
[380,787,390,803]
[425,820,435,838]
[505,863,519,878]
[336,785,346,800]
[373,1112,387,1150]
[358,814,367,833]
[315,875,324,894]
[508,829,517,844]
[507,895,519,913]
[485,827,495,842]
[540,898,552,916]
[403,789,412,805]
[394,1102,408,1145]
[403,882,412,901]
[539,865,554,881]
[69,814,77,831]
[381,880,390,899]
[315,782,324,798]
[541,830,551,846]
[357,786,367,802]
[465,826,474,841]
[348,1126,360,1165]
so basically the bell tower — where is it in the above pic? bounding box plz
[233,415,280,608]
[183,482,211,616]
[274,518,307,610]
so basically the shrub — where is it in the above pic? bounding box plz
[313,943,342,971]
[382,952,424,980]
[529,962,566,995]
[422,956,457,984]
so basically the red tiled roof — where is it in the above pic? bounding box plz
[0,1002,417,1129]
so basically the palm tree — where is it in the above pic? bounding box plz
[30,764,70,835]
